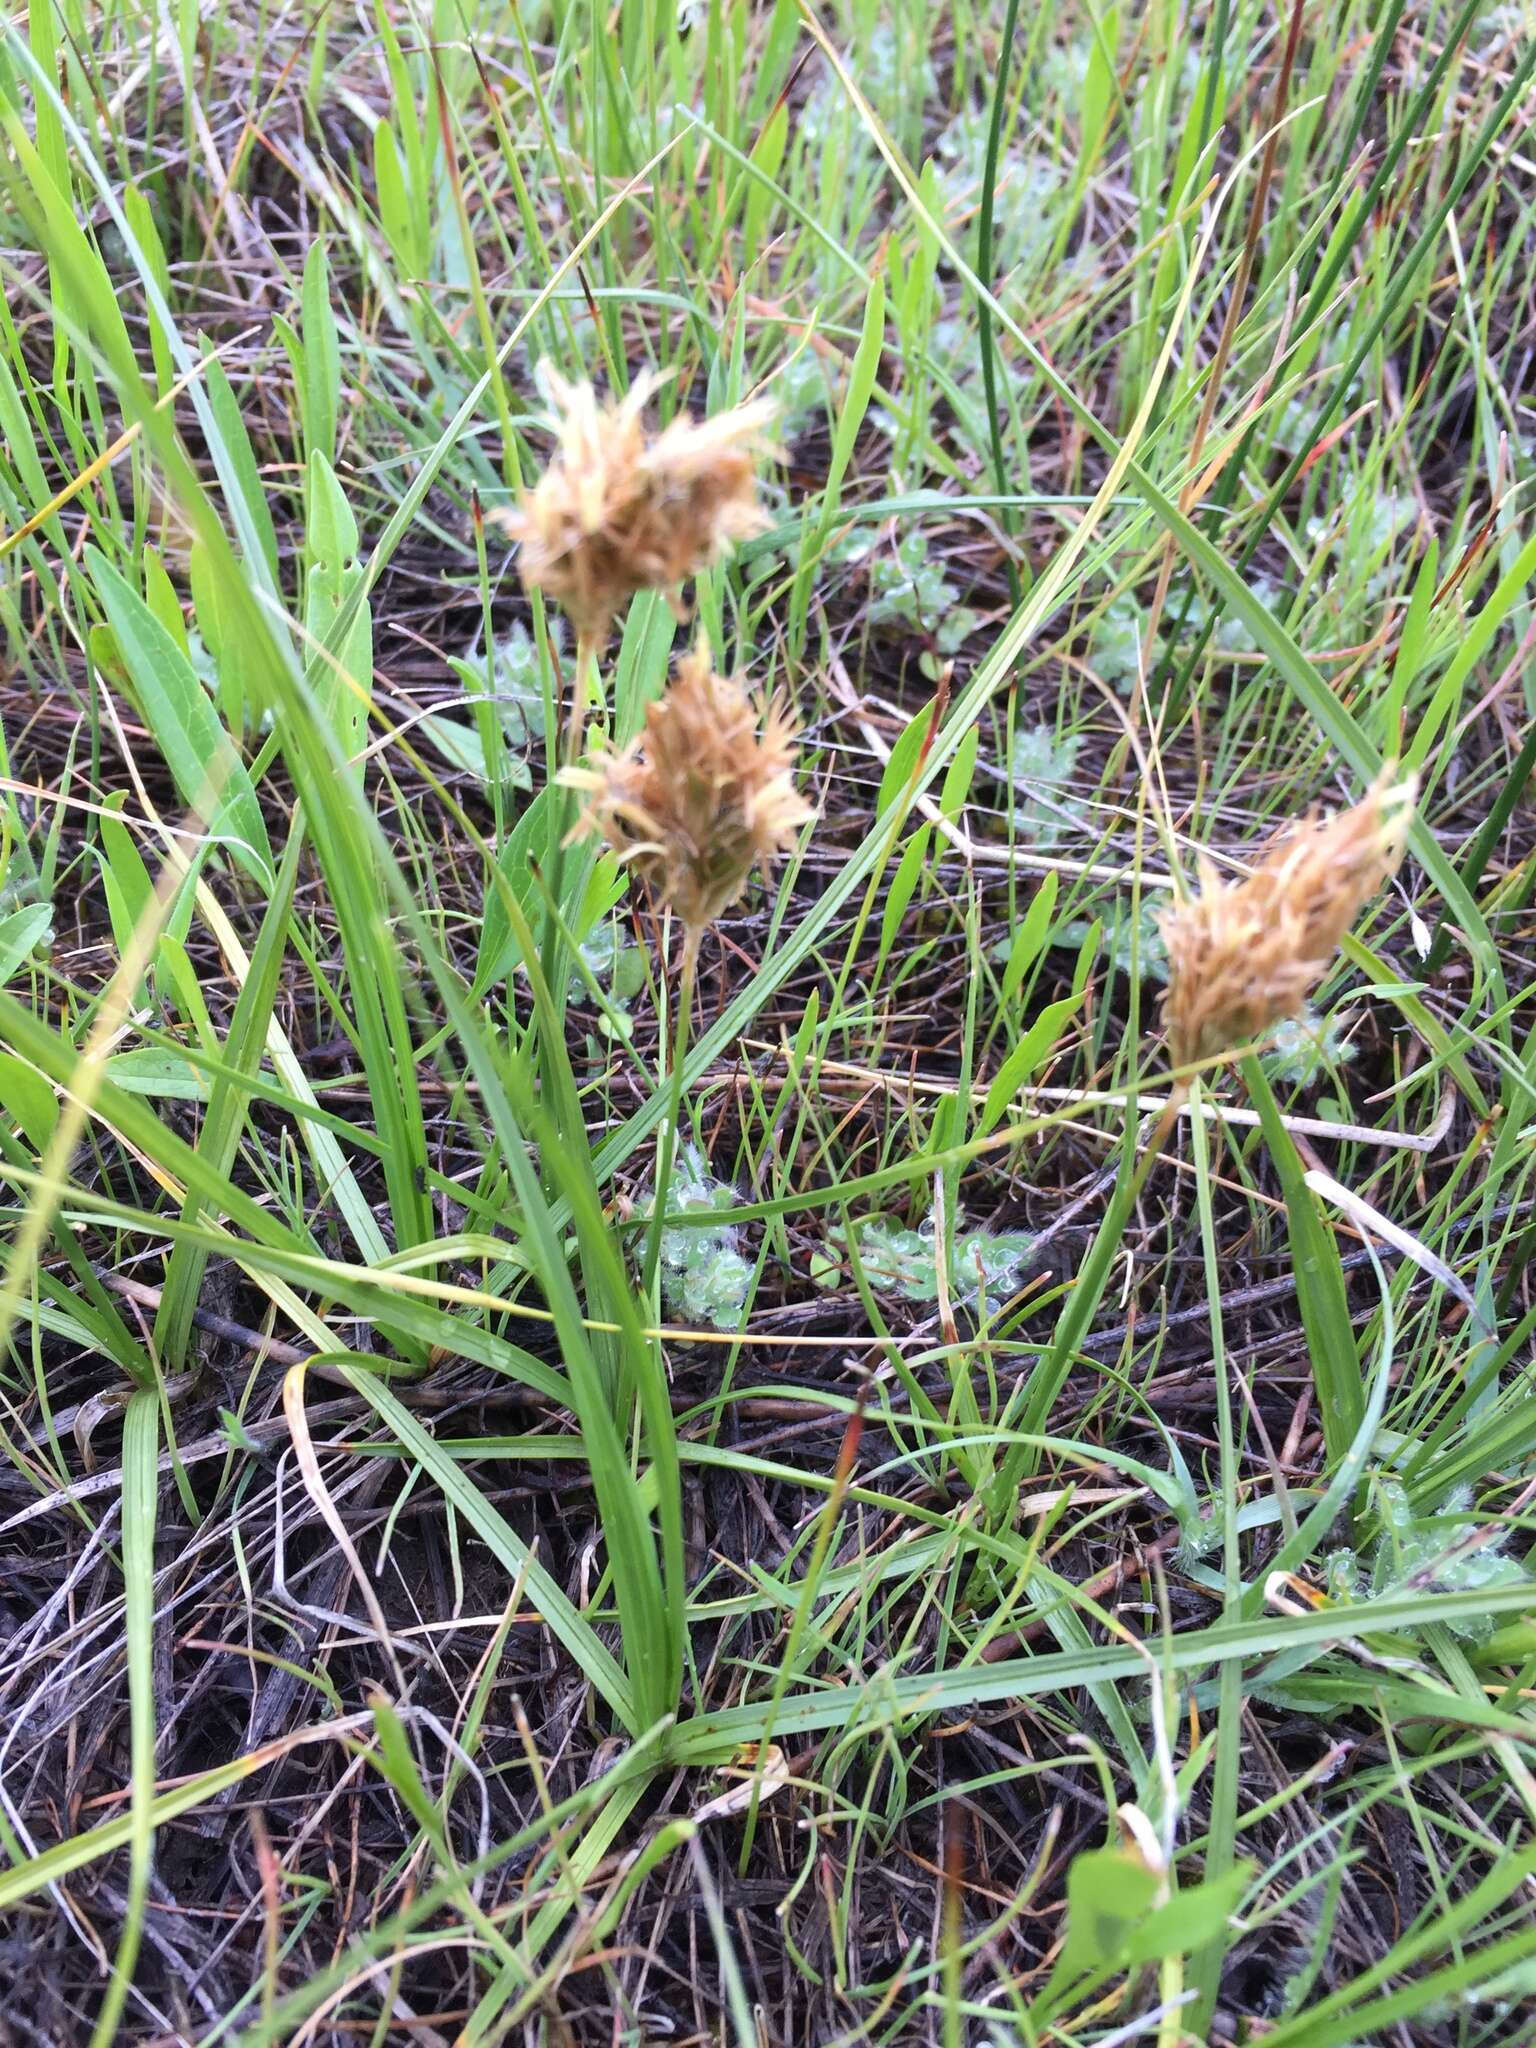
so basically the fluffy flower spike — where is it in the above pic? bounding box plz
[563,645,812,936]
[495,364,773,645]
[1159,769,1417,1068]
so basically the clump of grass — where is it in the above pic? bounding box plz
[4,2,1536,2040]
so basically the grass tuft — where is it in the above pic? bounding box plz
[0,1,1534,2040]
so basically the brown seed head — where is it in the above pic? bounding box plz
[495,365,773,644]
[1159,769,1416,1069]
[563,645,812,935]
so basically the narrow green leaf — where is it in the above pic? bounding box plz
[337,1361,634,1724]
[818,269,884,533]
[978,991,1082,1138]
[1000,870,1059,1005]
[197,348,282,592]
[1385,535,1438,746]
[667,1579,1536,1759]
[122,184,173,396]
[877,824,930,976]
[87,1390,158,2048]
[1405,528,1536,776]
[1244,1058,1361,1465]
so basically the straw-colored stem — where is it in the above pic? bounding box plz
[642,924,700,1306]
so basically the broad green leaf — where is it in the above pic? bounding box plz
[818,269,884,533]
[141,544,187,653]
[105,1049,212,1099]
[417,709,531,789]
[374,122,416,273]
[300,238,340,464]
[303,451,372,774]
[188,537,246,732]
[0,1049,57,1148]
[1172,57,1223,201]
[0,903,50,983]
[87,549,273,889]
[743,99,788,253]
[476,788,555,989]
[940,726,978,821]
[1124,1865,1253,1965]
[1047,1845,1160,1994]
[26,0,68,200]
[1079,7,1121,164]
[96,802,197,1003]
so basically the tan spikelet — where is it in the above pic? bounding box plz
[1159,770,1417,1068]
[562,645,812,935]
[494,364,773,645]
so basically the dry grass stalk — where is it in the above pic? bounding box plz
[563,644,811,939]
[495,364,773,645]
[1159,769,1417,1068]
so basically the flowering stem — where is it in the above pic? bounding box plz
[986,1075,1188,1512]
[977,0,1026,608]
[641,924,699,1308]
[568,632,597,758]
[535,632,598,1067]
[1139,1082,1186,1175]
